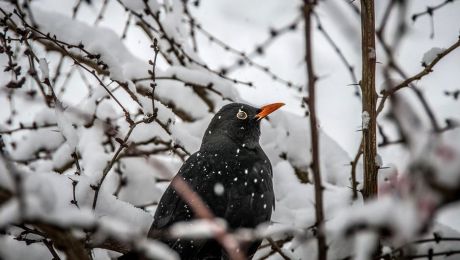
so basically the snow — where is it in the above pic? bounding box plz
[362,111,370,130]
[97,216,140,241]
[8,128,64,160]
[1,1,460,259]
[95,100,118,121]
[116,158,164,205]
[28,4,150,82]
[422,47,445,66]
[159,66,239,100]
[155,80,210,119]
[77,126,111,177]
[0,235,52,260]
[354,231,377,260]
[169,219,226,239]
[38,58,49,80]
[368,47,376,59]
[137,239,179,260]
[213,182,224,195]
[55,101,79,150]
[119,0,159,13]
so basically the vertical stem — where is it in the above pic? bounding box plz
[360,0,378,199]
[303,1,327,259]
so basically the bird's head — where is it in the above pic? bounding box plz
[201,102,284,148]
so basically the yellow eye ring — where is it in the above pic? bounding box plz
[236,110,247,120]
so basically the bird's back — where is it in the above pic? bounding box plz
[149,141,274,259]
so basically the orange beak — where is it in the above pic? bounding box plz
[255,102,285,120]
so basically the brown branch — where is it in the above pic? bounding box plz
[266,237,291,260]
[303,1,327,260]
[360,0,378,199]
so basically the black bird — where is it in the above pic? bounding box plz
[121,102,284,260]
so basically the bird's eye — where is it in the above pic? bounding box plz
[236,110,247,120]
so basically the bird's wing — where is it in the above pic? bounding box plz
[223,157,274,258]
[148,152,218,258]
[149,152,201,233]
[224,153,274,223]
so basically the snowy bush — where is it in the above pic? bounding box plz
[1,0,460,260]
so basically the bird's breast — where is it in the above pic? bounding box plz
[194,149,274,228]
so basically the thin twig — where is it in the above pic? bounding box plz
[303,1,327,259]
[376,38,460,116]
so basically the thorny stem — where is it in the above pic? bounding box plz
[303,1,327,260]
[360,0,378,199]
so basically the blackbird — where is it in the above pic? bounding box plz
[120,102,284,260]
